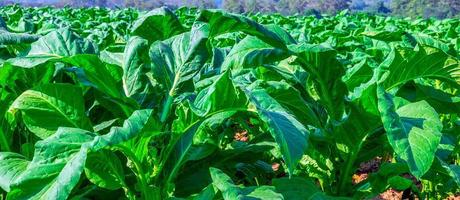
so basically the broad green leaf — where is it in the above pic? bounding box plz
[378,87,442,178]
[7,128,95,200]
[63,55,123,99]
[122,36,155,107]
[7,109,153,200]
[131,7,185,43]
[191,71,247,116]
[0,17,39,45]
[195,10,287,49]
[174,142,274,196]
[273,177,347,200]
[290,43,348,120]
[100,50,123,67]
[191,184,217,200]
[92,109,156,150]
[439,160,460,187]
[264,24,296,45]
[0,30,39,45]
[62,55,138,117]
[261,81,321,128]
[84,150,125,190]
[9,83,93,139]
[387,176,413,190]
[0,152,29,192]
[0,63,55,94]
[361,30,404,42]
[221,36,289,71]
[149,30,208,97]
[244,88,308,175]
[343,59,374,90]
[163,121,204,191]
[334,84,381,194]
[7,28,97,68]
[380,46,460,90]
[209,167,283,200]
[397,81,460,114]
[149,26,209,121]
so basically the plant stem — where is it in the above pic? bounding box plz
[160,95,174,122]
[155,108,256,195]
[0,124,11,152]
[117,145,155,200]
[337,133,369,195]
[337,150,358,195]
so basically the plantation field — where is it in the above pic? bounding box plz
[1,5,460,199]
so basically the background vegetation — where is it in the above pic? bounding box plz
[1,0,460,18]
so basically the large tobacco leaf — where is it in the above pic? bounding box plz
[0,152,29,192]
[7,28,97,68]
[149,25,209,121]
[131,7,186,43]
[221,36,289,71]
[209,167,283,200]
[378,87,442,178]
[244,88,309,175]
[122,36,155,107]
[290,43,348,120]
[9,83,93,139]
[380,46,460,90]
[4,109,154,200]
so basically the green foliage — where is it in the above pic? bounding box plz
[0,5,460,200]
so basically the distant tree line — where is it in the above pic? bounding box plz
[1,0,459,18]
[390,0,460,18]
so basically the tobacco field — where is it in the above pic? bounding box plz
[1,4,460,199]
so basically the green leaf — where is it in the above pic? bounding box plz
[196,10,287,49]
[149,27,209,121]
[191,71,247,116]
[9,83,93,139]
[149,30,208,97]
[290,43,347,120]
[63,55,124,99]
[7,109,153,200]
[261,81,321,128]
[0,88,15,151]
[387,176,413,190]
[0,152,29,192]
[62,55,138,117]
[209,167,283,200]
[122,36,155,107]
[440,162,460,187]
[8,128,95,200]
[397,81,460,114]
[244,88,308,175]
[84,150,125,190]
[0,63,55,94]
[0,30,39,45]
[0,17,39,45]
[221,36,289,71]
[191,184,217,200]
[378,87,442,178]
[380,46,460,90]
[6,28,97,68]
[343,59,374,90]
[273,177,348,200]
[362,30,404,42]
[131,7,185,43]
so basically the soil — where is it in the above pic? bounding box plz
[373,189,403,200]
[353,157,421,200]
